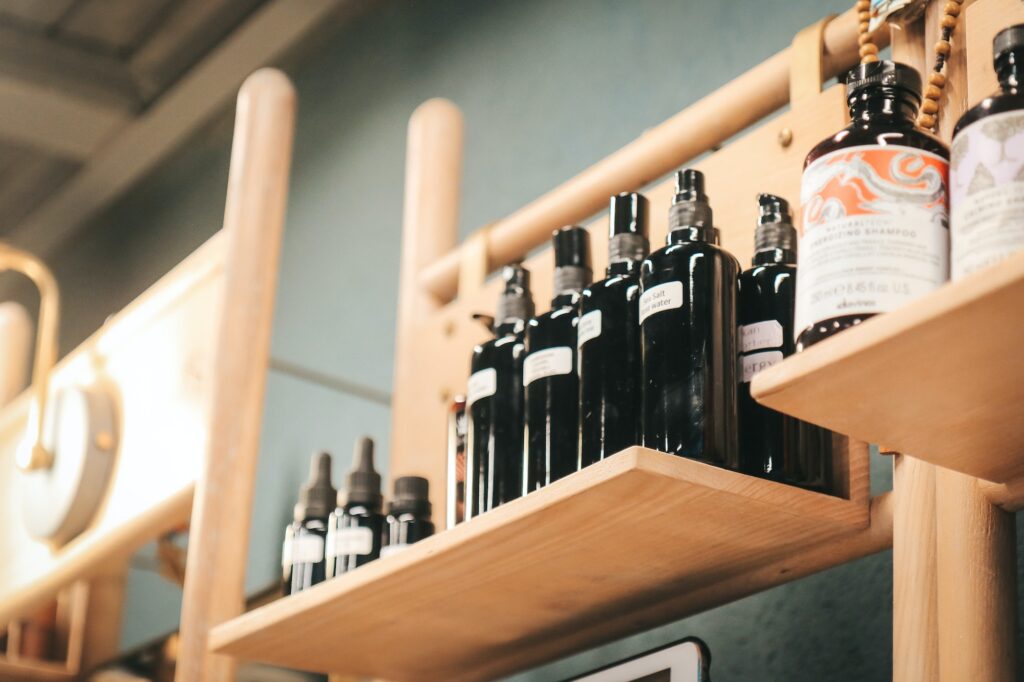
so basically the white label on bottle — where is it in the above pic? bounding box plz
[288,534,324,564]
[466,368,497,407]
[577,310,602,348]
[739,320,784,352]
[326,526,373,558]
[523,347,573,386]
[950,110,1024,280]
[380,543,409,558]
[281,532,293,568]
[639,281,683,324]
[741,350,784,383]
[795,145,949,338]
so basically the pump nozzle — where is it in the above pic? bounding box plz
[669,168,714,233]
[345,436,383,510]
[295,451,337,521]
[551,226,592,300]
[494,263,535,329]
[608,193,650,265]
[753,193,797,262]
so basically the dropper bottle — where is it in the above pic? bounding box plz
[382,476,435,557]
[325,437,385,578]
[282,452,336,595]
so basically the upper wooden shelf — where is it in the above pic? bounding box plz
[752,251,1024,485]
[209,447,884,681]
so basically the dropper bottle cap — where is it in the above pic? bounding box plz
[753,193,798,263]
[668,169,718,242]
[390,475,432,517]
[551,226,592,300]
[608,192,650,265]
[344,437,383,511]
[494,263,535,329]
[294,451,337,521]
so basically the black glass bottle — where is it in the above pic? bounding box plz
[325,437,384,578]
[738,194,831,491]
[950,25,1024,280]
[382,476,435,557]
[796,61,949,350]
[466,264,534,517]
[640,169,740,468]
[282,452,335,595]
[524,227,592,491]
[578,193,649,468]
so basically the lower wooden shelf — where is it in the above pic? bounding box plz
[209,447,889,681]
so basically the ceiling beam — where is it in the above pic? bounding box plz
[5,0,347,253]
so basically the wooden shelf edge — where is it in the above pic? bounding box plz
[0,658,75,681]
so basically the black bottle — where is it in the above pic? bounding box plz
[382,476,435,557]
[951,25,1024,280]
[524,227,592,491]
[738,194,831,491]
[466,264,534,518]
[796,61,949,350]
[578,193,649,467]
[282,452,335,595]
[640,169,740,468]
[325,437,385,578]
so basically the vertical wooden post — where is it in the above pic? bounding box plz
[389,99,463,528]
[176,69,296,681]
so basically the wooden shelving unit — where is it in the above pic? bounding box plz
[752,250,1024,487]
[209,447,888,680]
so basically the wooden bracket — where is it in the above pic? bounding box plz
[457,224,492,299]
[790,15,836,104]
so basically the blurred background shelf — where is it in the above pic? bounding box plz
[752,250,1024,487]
[209,447,889,681]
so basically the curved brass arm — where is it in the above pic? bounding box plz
[0,243,60,471]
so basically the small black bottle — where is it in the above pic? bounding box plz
[738,194,830,491]
[640,169,740,468]
[578,193,649,467]
[524,227,592,491]
[325,437,385,578]
[282,452,335,595]
[951,25,1024,280]
[382,476,435,557]
[466,264,534,518]
[796,61,949,350]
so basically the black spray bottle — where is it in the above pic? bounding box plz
[640,169,740,468]
[578,193,649,467]
[466,264,534,518]
[325,437,384,578]
[738,194,831,491]
[524,227,592,491]
[382,476,435,557]
[282,452,335,595]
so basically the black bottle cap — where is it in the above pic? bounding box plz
[994,24,1024,59]
[494,263,535,327]
[608,193,650,264]
[754,193,798,256]
[669,169,714,230]
[844,60,922,104]
[551,226,592,298]
[344,437,383,510]
[390,475,432,517]
[295,451,337,521]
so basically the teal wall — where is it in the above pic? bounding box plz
[29,1,1022,679]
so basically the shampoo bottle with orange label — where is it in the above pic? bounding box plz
[795,61,949,350]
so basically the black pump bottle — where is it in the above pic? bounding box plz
[524,226,592,491]
[325,437,385,578]
[738,194,831,491]
[465,264,534,518]
[578,193,649,467]
[383,476,435,557]
[639,169,740,468]
[282,452,335,595]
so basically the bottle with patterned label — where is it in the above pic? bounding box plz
[465,264,534,517]
[578,193,648,468]
[951,24,1024,280]
[639,169,740,469]
[795,60,949,350]
[524,226,591,491]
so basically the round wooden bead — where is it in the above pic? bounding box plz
[860,43,879,57]
[859,32,873,45]
[935,40,951,57]
[944,2,961,15]
[925,84,943,100]
[929,72,947,87]
[860,21,870,32]
[921,99,939,115]
[919,113,936,129]
[858,10,870,20]
[856,0,870,7]
[941,14,957,29]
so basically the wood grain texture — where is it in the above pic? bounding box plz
[751,248,1024,483]
[175,68,295,682]
[210,447,877,681]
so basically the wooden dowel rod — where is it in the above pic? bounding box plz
[935,468,1017,682]
[418,7,884,302]
[176,69,296,681]
[980,476,1024,512]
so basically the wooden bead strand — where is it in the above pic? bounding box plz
[856,0,879,63]
[918,0,963,130]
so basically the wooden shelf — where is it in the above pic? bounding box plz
[209,447,883,681]
[752,251,1024,485]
